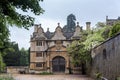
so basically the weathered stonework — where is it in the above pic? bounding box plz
[106,16,120,26]
[29,22,83,74]
[91,33,120,80]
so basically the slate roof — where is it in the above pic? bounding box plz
[63,32,74,39]
[31,24,81,40]
[45,31,54,39]
[44,28,74,40]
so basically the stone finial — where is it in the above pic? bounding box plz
[106,16,108,20]
[39,24,41,27]
[34,24,39,32]
[58,23,60,26]
[77,22,79,26]
[47,28,49,31]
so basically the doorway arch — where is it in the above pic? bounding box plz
[52,56,65,72]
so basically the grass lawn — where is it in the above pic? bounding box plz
[0,73,15,80]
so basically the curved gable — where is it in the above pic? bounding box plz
[51,24,66,40]
[34,26,47,40]
[72,22,82,39]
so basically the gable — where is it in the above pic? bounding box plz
[35,27,47,40]
[51,26,66,40]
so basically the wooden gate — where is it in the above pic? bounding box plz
[52,56,65,72]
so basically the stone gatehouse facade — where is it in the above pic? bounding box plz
[29,22,83,73]
[29,14,91,74]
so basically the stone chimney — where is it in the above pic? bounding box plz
[34,24,39,32]
[106,16,108,20]
[47,28,49,32]
[58,23,60,27]
[76,22,80,27]
[86,22,91,31]
[106,16,108,25]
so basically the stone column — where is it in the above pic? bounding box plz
[47,52,50,72]
[65,58,70,74]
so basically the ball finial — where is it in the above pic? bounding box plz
[58,23,60,26]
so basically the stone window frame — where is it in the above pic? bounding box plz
[36,52,42,57]
[36,41,42,46]
[36,62,42,67]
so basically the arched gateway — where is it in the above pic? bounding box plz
[52,56,65,72]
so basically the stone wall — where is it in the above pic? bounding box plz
[91,33,120,80]
[7,66,28,74]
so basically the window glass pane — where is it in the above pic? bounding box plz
[36,63,42,67]
[36,41,42,46]
[36,52,42,57]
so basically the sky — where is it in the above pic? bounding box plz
[9,0,120,49]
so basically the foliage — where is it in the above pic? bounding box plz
[0,53,5,72]
[67,21,120,75]
[20,48,29,66]
[84,29,105,50]
[3,42,20,66]
[95,22,106,28]
[96,22,112,38]
[109,22,120,37]
[67,22,112,74]
[101,26,112,39]
[67,39,92,75]
[0,75,15,80]
[3,42,29,66]
[63,14,76,32]
[0,0,44,71]
[67,41,91,65]
[0,41,13,72]
[95,72,102,79]
[84,25,112,50]
[0,0,44,29]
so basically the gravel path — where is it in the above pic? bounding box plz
[13,74,94,80]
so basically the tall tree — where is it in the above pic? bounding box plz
[63,14,76,32]
[109,21,120,37]
[67,40,91,74]
[3,42,20,66]
[0,0,44,70]
[20,48,29,66]
[96,22,106,28]
[0,53,5,72]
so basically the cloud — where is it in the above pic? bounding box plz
[34,18,66,32]
[9,0,120,49]
[9,18,66,49]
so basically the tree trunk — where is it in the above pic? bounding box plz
[81,63,86,75]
